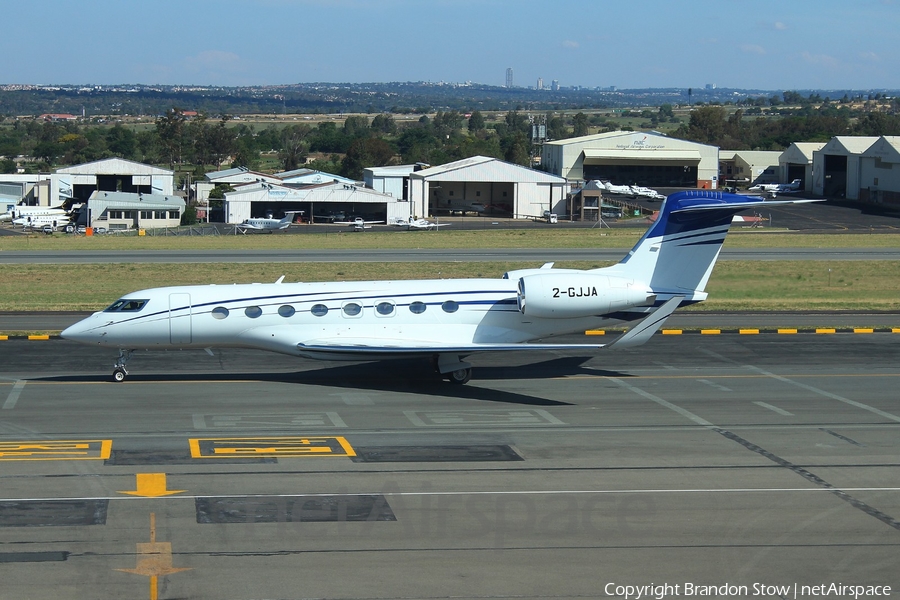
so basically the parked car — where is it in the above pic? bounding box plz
[601,207,623,219]
[41,224,55,234]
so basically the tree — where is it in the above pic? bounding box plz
[468,110,485,132]
[572,112,589,137]
[340,137,395,180]
[279,124,310,171]
[155,107,187,166]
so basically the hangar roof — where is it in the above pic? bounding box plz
[56,158,173,176]
[819,136,879,156]
[88,190,185,210]
[780,142,826,164]
[862,136,900,163]
[410,156,565,183]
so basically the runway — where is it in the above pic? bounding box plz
[0,335,897,599]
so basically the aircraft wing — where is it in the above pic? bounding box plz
[297,339,609,356]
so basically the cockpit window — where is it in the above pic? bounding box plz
[104,299,148,312]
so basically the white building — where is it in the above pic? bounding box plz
[56,158,174,205]
[719,150,781,186]
[778,143,825,192]
[222,180,403,224]
[859,136,900,206]
[85,191,184,230]
[406,156,570,219]
[812,136,879,199]
[541,131,720,189]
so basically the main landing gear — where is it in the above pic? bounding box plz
[433,354,473,385]
[112,349,133,382]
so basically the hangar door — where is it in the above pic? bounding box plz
[823,155,848,197]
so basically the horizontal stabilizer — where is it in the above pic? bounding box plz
[608,295,682,349]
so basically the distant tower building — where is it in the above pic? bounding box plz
[506,68,514,88]
[536,77,544,90]
[551,79,559,91]
[706,83,716,90]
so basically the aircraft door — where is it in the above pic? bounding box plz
[169,293,192,345]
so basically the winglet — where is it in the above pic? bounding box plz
[608,296,683,349]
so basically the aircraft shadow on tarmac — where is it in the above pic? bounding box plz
[33,356,632,407]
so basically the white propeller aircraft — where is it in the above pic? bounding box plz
[62,191,819,384]
[237,211,302,232]
[389,217,451,231]
[334,216,384,231]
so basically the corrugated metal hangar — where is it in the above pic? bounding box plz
[541,131,719,189]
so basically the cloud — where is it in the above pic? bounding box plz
[858,51,880,62]
[773,21,787,30]
[562,40,579,49]
[801,51,840,68]
[740,44,766,55]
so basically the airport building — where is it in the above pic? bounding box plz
[778,143,825,192]
[405,156,570,219]
[858,136,900,206]
[222,180,401,224]
[812,136,880,200]
[541,131,719,189]
[718,150,781,187]
[82,190,185,230]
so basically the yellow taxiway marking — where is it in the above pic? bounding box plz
[0,439,112,461]
[816,328,837,334]
[661,329,682,335]
[189,436,356,458]
[778,328,798,334]
[739,328,760,335]
[117,513,191,600]
[119,473,186,498]
[700,329,721,335]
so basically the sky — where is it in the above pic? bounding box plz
[4,0,899,90]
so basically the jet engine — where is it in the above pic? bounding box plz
[517,272,654,319]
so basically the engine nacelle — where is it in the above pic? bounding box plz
[517,273,653,319]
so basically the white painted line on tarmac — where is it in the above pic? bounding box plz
[2,380,25,410]
[608,377,713,426]
[754,401,794,416]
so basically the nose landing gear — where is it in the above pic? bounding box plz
[112,349,133,382]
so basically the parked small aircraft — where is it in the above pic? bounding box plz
[237,211,302,232]
[1,204,69,222]
[748,179,802,197]
[598,181,666,201]
[334,216,384,231]
[61,191,819,384]
[13,214,72,230]
[442,201,486,215]
[389,217,450,230]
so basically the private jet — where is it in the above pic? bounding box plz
[748,179,802,197]
[61,191,820,384]
[237,211,302,232]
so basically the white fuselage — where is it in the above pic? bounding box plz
[61,278,623,359]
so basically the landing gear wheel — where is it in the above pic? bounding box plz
[445,367,472,385]
[112,367,127,383]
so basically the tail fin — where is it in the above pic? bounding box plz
[603,191,818,304]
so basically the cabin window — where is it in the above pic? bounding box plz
[375,301,395,316]
[278,305,295,318]
[245,306,262,319]
[342,302,362,317]
[104,299,148,312]
[311,304,328,317]
[441,300,459,313]
[211,306,229,319]
[409,301,427,314]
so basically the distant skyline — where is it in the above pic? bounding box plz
[3,0,899,90]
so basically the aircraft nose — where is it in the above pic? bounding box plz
[61,316,103,344]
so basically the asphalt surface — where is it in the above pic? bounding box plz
[0,335,898,599]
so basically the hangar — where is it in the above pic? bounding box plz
[222,180,401,224]
[406,156,569,219]
[859,136,900,206]
[83,191,184,230]
[56,158,174,203]
[779,143,825,192]
[541,131,719,189]
[718,150,780,187]
[812,136,878,199]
